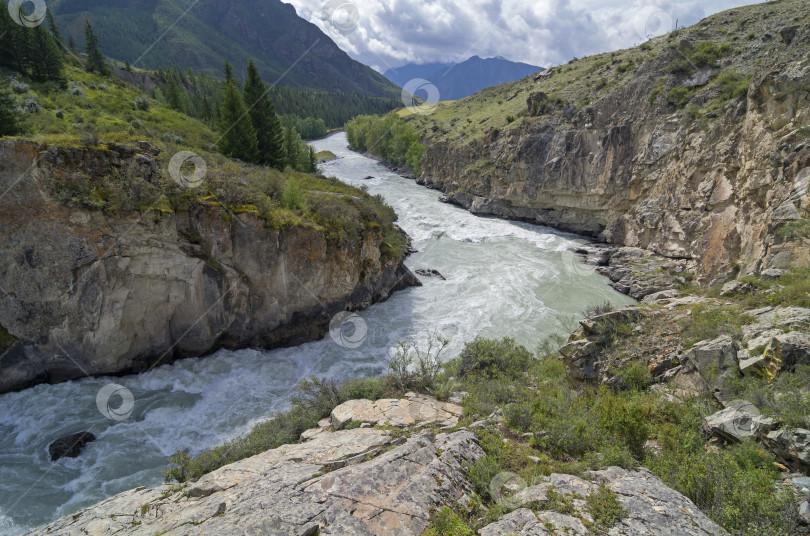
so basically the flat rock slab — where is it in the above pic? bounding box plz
[28,429,484,536]
[329,393,463,430]
[481,467,728,536]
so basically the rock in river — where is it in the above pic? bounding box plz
[49,431,96,461]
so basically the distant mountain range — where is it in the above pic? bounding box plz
[384,56,542,101]
[49,0,400,98]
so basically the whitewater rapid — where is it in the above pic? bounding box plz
[0,132,633,534]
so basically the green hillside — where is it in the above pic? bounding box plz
[49,0,401,98]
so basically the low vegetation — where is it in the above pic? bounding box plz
[165,330,800,535]
[345,113,427,174]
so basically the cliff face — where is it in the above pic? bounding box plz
[414,3,810,284]
[0,141,418,394]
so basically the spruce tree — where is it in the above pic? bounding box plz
[0,88,21,137]
[224,61,234,84]
[307,146,318,173]
[45,9,63,49]
[68,35,76,51]
[165,75,183,111]
[283,126,301,170]
[0,7,29,73]
[84,19,109,75]
[217,79,259,162]
[29,25,65,83]
[243,60,285,169]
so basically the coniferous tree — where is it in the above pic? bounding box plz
[243,60,285,169]
[283,126,301,170]
[124,60,132,73]
[68,35,76,51]
[224,61,234,84]
[45,9,63,49]
[200,94,212,123]
[307,146,318,173]
[84,19,109,75]
[165,74,183,111]
[29,25,65,83]
[0,7,29,73]
[218,79,258,162]
[0,88,21,137]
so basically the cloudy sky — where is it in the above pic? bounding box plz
[286,0,764,72]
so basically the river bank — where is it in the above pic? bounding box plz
[0,133,634,535]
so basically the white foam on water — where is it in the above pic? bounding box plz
[0,132,634,535]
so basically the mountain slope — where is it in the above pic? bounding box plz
[384,56,542,100]
[50,0,400,98]
[405,0,810,284]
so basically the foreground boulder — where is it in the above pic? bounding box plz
[328,392,463,431]
[702,400,774,443]
[48,431,96,461]
[481,467,728,535]
[29,428,484,536]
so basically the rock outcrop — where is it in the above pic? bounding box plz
[0,141,419,393]
[415,3,810,284]
[481,467,728,535]
[29,427,485,536]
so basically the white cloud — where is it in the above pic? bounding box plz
[287,0,764,71]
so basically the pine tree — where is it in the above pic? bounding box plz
[224,61,234,84]
[29,25,65,83]
[124,60,133,73]
[45,9,63,49]
[243,60,285,169]
[0,88,21,137]
[84,19,109,75]
[217,79,259,162]
[68,35,76,51]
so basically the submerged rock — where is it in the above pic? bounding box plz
[415,268,447,280]
[48,431,96,461]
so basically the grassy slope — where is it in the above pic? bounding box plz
[404,0,810,145]
[4,62,405,253]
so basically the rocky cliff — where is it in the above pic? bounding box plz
[410,0,810,285]
[0,140,418,394]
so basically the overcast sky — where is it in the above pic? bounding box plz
[286,0,765,72]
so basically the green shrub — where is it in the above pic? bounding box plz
[714,70,752,102]
[648,419,797,534]
[423,507,475,536]
[586,485,627,529]
[668,86,695,107]
[617,360,652,391]
[458,337,534,379]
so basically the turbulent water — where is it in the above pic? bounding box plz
[0,132,633,534]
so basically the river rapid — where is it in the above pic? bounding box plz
[0,132,633,534]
